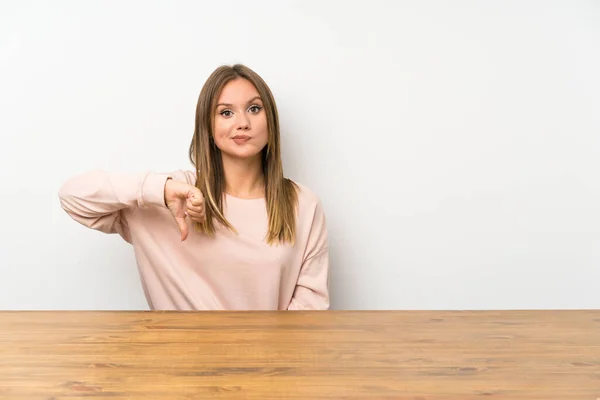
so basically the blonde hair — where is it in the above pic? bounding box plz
[188,64,298,245]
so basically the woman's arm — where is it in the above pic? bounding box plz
[58,169,172,242]
[287,200,330,310]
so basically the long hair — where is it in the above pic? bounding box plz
[188,64,298,245]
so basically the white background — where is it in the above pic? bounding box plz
[1,0,599,310]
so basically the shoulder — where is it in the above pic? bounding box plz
[289,181,328,247]
[290,180,320,205]
[289,180,325,218]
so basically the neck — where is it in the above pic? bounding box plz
[221,154,265,199]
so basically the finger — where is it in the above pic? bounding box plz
[186,209,205,222]
[189,216,205,224]
[175,216,188,241]
[190,186,203,197]
[187,210,204,219]
[186,207,204,217]
[189,196,203,207]
[189,188,204,205]
[187,198,205,212]
[188,216,205,224]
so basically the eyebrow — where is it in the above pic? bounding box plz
[216,96,263,108]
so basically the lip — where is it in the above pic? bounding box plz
[232,135,251,144]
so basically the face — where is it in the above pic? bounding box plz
[213,78,268,162]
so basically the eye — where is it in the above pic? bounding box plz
[219,109,233,117]
[248,105,262,114]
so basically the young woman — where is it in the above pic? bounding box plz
[58,64,330,310]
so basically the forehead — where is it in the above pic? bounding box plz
[217,78,260,103]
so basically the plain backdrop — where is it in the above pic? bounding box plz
[1,0,599,310]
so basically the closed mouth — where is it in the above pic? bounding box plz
[232,135,250,140]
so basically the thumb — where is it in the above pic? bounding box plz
[175,216,188,241]
[189,186,203,200]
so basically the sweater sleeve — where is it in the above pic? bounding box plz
[58,169,172,243]
[287,200,331,310]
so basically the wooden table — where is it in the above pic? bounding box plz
[0,310,599,399]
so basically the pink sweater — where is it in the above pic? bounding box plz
[58,169,330,310]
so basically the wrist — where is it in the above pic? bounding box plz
[139,172,172,209]
[164,177,172,206]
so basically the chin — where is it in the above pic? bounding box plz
[223,148,263,160]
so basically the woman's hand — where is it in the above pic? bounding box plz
[164,179,205,241]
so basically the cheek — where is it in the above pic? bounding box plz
[256,116,269,139]
[213,119,230,137]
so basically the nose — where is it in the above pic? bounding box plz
[236,114,250,130]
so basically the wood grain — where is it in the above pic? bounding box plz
[0,310,599,399]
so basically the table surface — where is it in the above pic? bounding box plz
[0,310,599,399]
